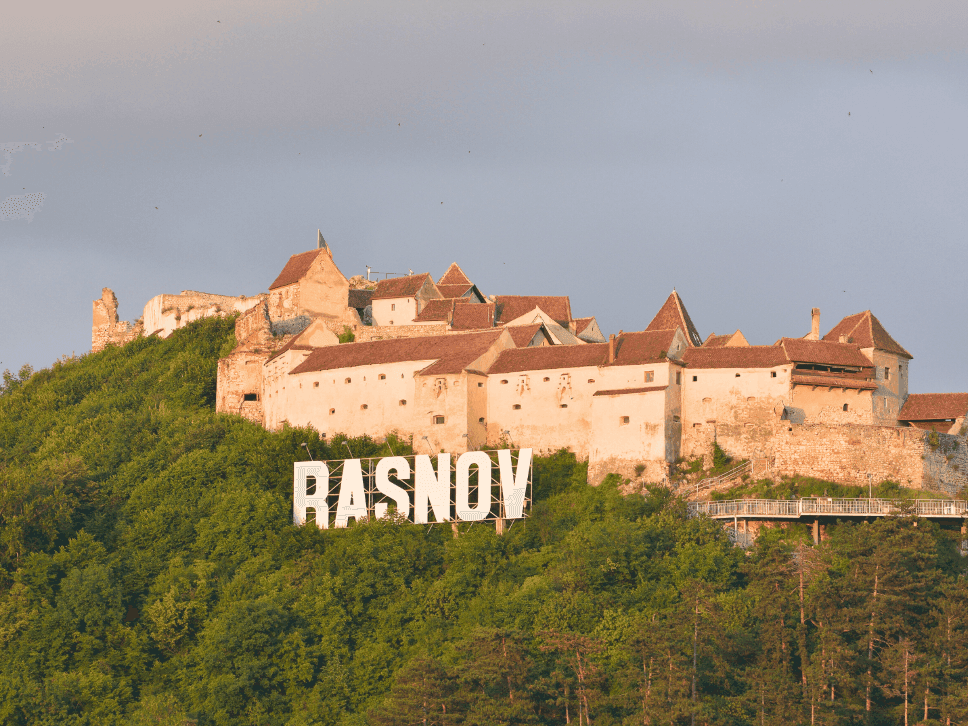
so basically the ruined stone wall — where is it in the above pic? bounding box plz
[216,350,270,423]
[772,423,968,494]
[355,323,449,343]
[143,292,263,339]
[92,288,144,352]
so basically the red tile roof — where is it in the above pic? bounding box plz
[779,338,873,368]
[269,250,323,290]
[593,386,668,396]
[437,283,477,299]
[612,330,679,366]
[372,273,435,300]
[290,329,504,375]
[507,323,545,347]
[413,299,458,323]
[791,374,878,391]
[438,262,472,286]
[823,311,912,359]
[488,344,609,374]
[683,346,789,369]
[573,317,595,335]
[702,333,732,348]
[494,295,572,326]
[898,393,968,421]
[451,303,495,330]
[644,291,702,347]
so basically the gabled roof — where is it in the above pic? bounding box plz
[573,317,606,344]
[823,311,912,359]
[488,329,678,374]
[494,296,572,326]
[438,262,472,286]
[451,302,495,330]
[574,317,595,335]
[437,283,484,300]
[269,249,324,290]
[898,393,968,422]
[702,330,749,348]
[507,323,546,348]
[683,346,789,369]
[348,289,373,310]
[644,291,703,347]
[413,298,466,323]
[371,273,435,300]
[779,338,873,368]
[289,329,504,376]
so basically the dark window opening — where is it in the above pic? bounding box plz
[513,404,521,410]
[243,393,258,402]
[433,415,445,425]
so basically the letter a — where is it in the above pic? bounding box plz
[334,459,368,528]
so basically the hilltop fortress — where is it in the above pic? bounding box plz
[93,232,968,492]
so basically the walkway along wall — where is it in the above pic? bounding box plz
[771,422,968,494]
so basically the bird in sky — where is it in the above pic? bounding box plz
[199,134,202,137]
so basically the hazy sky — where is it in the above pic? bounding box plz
[3,1,967,393]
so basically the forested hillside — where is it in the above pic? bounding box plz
[1,317,967,726]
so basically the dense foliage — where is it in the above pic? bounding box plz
[1,317,967,725]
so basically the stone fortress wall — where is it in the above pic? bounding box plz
[92,234,968,493]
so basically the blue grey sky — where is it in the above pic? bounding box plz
[3,1,967,393]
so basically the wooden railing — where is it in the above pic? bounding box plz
[688,498,968,520]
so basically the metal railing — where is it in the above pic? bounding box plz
[695,461,752,496]
[687,498,968,520]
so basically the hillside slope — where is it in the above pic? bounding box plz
[0,318,966,726]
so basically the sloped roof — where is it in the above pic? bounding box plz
[702,331,747,348]
[290,329,503,375]
[489,344,609,374]
[348,289,373,310]
[612,329,680,365]
[494,296,572,326]
[823,311,912,359]
[437,283,479,299]
[791,374,878,391]
[269,249,324,290]
[438,262,472,286]
[779,338,873,368]
[413,298,461,323]
[644,291,702,347]
[574,317,595,335]
[372,273,435,300]
[593,386,668,396]
[898,393,968,421]
[451,302,495,330]
[507,324,545,347]
[683,346,789,369]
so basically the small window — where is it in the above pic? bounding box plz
[433,415,445,425]
[345,377,351,384]
[676,372,681,384]
[399,399,407,406]
[389,320,393,325]
[513,404,521,410]
[560,404,568,409]
[361,404,368,410]
[843,404,849,412]
[693,375,698,382]
[543,377,550,382]
[771,371,777,378]
[693,423,702,428]
[478,417,485,423]
[620,416,630,425]
[884,367,890,380]
[391,303,396,311]
[747,397,755,402]
[702,397,712,404]
[673,415,680,422]
[379,374,386,380]
[645,371,655,383]
[735,373,741,378]
[329,408,336,415]
[478,382,483,387]
[588,379,595,384]
[501,379,508,384]
[313,382,319,388]
[243,393,258,401]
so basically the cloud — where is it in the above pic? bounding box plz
[0,193,46,222]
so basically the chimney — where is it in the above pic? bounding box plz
[608,334,616,363]
[810,308,820,340]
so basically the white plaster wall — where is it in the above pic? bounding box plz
[371,297,418,326]
[143,293,261,338]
